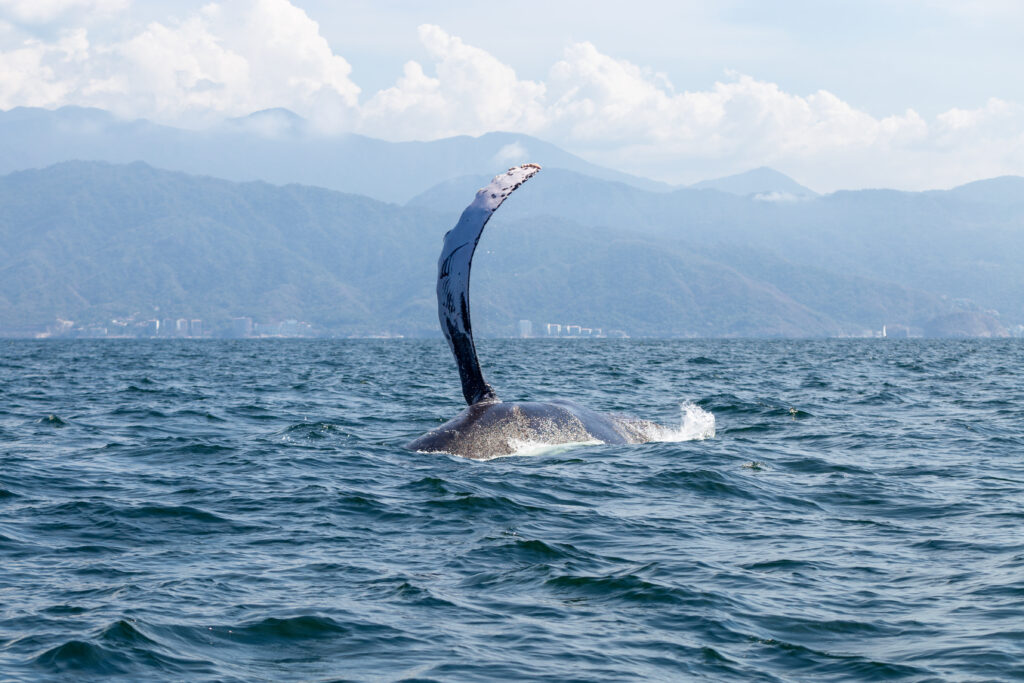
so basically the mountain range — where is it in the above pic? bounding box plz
[0,106,1021,338]
[0,107,673,203]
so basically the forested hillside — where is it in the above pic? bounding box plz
[4,161,1017,338]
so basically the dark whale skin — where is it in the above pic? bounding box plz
[406,399,658,459]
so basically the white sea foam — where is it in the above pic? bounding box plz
[647,402,717,442]
[501,438,602,459]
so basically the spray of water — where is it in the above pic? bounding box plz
[646,402,716,443]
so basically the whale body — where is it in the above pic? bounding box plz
[405,164,666,459]
[406,399,664,458]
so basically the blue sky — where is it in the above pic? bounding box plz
[1,0,1022,190]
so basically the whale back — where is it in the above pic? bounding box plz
[437,164,542,405]
[406,399,656,459]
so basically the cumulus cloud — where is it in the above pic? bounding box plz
[0,0,359,125]
[361,24,545,139]
[0,28,89,109]
[0,2,1022,189]
[387,27,1021,190]
[355,28,953,189]
[532,45,937,187]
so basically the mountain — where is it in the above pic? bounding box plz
[922,312,1008,338]
[0,161,437,335]
[0,161,981,338]
[0,106,672,203]
[688,167,818,198]
[939,176,1024,206]
[412,168,1024,326]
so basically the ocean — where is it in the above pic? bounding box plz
[1,338,1022,681]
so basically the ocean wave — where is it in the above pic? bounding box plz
[33,640,130,675]
[2,339,1023,681]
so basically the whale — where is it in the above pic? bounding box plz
[405,164,667,459]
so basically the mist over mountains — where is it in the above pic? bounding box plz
[0,107,670,203]
[1,107,1021,338]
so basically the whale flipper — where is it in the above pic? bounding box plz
[406,163,675,459]
[437,164,541,405]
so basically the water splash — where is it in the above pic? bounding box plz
[501,439,602,459]
[645,402,716,443]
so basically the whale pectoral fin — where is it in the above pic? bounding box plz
[436,164,542,405]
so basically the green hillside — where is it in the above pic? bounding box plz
[0,161,1011,338]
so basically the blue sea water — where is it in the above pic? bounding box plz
[1,338,1022,681]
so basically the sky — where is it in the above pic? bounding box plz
[0,0,1022,191]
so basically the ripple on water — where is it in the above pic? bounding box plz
[1,338,1022,681]
[33,640,132,676]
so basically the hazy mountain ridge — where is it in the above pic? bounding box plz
[688,167,818,197]
[412,168,1024,325]
[2,107,1020,338]
[0,107,672,203]
[0,162,433,334]
[1,160,1011,338]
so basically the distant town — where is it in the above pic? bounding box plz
[31,316,629,339]
[518,320,628,338]
[19,316,1024,340]
[31,316,633,339]
[38,316,316,339]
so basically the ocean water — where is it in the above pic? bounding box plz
[1,338,1022,681]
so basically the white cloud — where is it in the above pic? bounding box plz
[360,24,545,139]
[493,141,529,166]
[0,3,1022,190]
[0,0,359,125]
[754,192,807,203]
[0,28,89,109]
[356,30,949,189]
[538,44,933,173]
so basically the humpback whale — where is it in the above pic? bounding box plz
[405,164,667,459]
